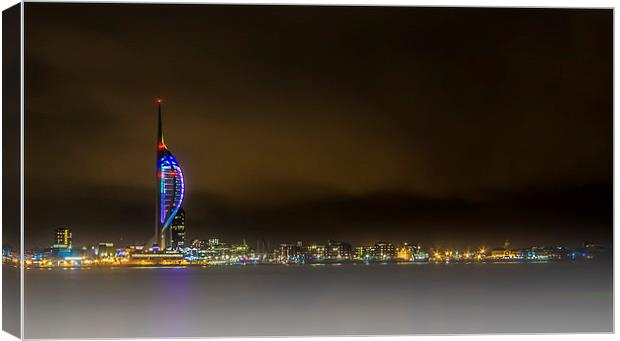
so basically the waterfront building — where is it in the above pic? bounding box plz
[131,251,185,264]
[80,245,97,259]
[225,242,254,262]
[185,244,208,261]
[231,242,250,254]
[128,245,145,253]
[305,244,327,261]
[50,227,73,259]
[277,243,303,262]
[354,245,373,260]
[521,247,550,260]
[397,243,421,261]
[97,242,115,258]
[545,247,573,260]
[49,247,68,258]
[371,242,396,260]
[154,98,185,249]
[54,227,72,249]
[209,241,226,255]
[191,239,207,249]
[28,248,50,261]
[413,249,429,262]
[170,208,186,249]
[208,238,220,247]
[490,240,522,260]
[326,240,352,260]
[490,248,521,259]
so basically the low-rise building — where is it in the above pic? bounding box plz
[371,242,396,260]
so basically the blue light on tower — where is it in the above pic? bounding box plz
[155,98,185,249]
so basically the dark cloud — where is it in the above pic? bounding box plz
[24,4,612,249]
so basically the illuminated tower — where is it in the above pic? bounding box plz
[155,98,185,249]
[170,208,186,249]
[54,227,72,249]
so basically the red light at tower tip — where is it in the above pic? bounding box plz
[155,98,164,104]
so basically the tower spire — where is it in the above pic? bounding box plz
[153,97,185,250]
[154,97,165,249]
[156,97,165,146]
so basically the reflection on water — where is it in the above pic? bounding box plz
[25,262,613,338]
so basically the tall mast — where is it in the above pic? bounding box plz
[155,98,164,248]
[157,97,164,146]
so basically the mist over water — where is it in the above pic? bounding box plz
[24,262,612,338]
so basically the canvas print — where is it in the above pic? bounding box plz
[2,2,614,339]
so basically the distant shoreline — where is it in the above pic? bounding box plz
[5,257,610,270]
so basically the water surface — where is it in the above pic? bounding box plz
[24,262,613,338]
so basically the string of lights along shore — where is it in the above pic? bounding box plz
[1,99,610,268]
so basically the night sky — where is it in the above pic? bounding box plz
[23,4,612,249]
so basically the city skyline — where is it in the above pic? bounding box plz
[6,224,610,267]
[22,4,612,249]
[13,223,610,252]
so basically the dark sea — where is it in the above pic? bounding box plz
[22,261,613,338]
